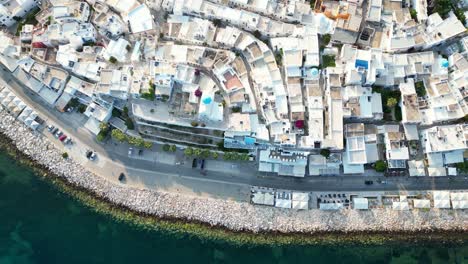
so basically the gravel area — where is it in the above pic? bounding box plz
[0,110,467,233]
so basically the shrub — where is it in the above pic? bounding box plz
[320,149,330,158]
[193,148,202,157]
[68,98,80,107]
[386,97,398,108]
[125,118,134,130]
[78,104,87,113]
[253,30,261,39]
[184,147,194,156]
[143,141,153,149]
[394,105,402,121]
[109,56,117,64]
[111,129,127,142]
[112,108,122,117]
[321,34,331,46]
[415,81,426,97]
[150,109,155,113]
[321,55,336,68]
[231,106,242,113]
[375,160,387,172]
[62,152,69,159]
[96,131,107,142]
[191,121,199,127]
[162,144,170,152]
[410,8,417,21]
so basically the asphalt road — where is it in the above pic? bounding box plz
[1,65,468,197]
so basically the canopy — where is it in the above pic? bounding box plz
[319,203,344,210]
[353,197,369,210]
[413,199,430,208]
[433,200,451,209]
[433,191,450,200]
[392,201,409,210]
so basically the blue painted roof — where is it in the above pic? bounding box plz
[244,137,256,145]
[355,59,369,69]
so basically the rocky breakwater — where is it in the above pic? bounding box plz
[0,110,467,234]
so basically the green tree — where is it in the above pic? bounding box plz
[111,129,127,142]
[211,151,219,159]
[162,144,170,151]
[253,30,262,39]
[200,149,211,158]
[109,56,117,64]
[387,97,398,108]
[375,160,387,172]
[321,34,331,46]
[456,161,468,173]
[169,145,177,152]
[99,122,109,131]
[125,118,134,130]
[410,8,417,21]
[68,98,80,107]
[184,147,194,156]
[191,121,199,127]
[143,141,153,149]
[62,152,69,159]
[78,104,87,113]
[320,149,330,158]
[193,148,202,157]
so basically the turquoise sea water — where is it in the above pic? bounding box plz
[0,152,467,264]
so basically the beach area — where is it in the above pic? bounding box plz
[0,108,467,244]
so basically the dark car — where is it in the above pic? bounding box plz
[365,180,373,185]
[192,158,198,168]
[200,159,205,170]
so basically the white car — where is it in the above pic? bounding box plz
[128,147,133,156]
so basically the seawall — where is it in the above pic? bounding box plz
[0,109,467,234]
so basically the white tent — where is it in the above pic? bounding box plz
[353,197,369,210]
[319,203,344,210]
[24,117,34,126]
[433,191,450,200]
[392,201,409,210]
[452,201,468,209]
[433,200,451,209]
[451,192,468,201]
[251,192,275,206]
[29,121,39,130]
[428,167,447,176]
[275,199,292,209]
[292,200,308,210]
[413,199,431,208]
[292,192,309,201]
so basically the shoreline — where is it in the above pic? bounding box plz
[0,110,467,245]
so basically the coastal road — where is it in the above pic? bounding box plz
[1,66,468,202]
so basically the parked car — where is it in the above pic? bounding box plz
[51,127,59,134]
[55,130,63,138]
[59,134,67,142]
[200,159,205,170]
[138,149,143,156]
[128,147,133,156]
[86,150,97,161]
[64,137,72,144]
[365,180,373,185]
[192,158,198,168]
[47,125,55,132]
